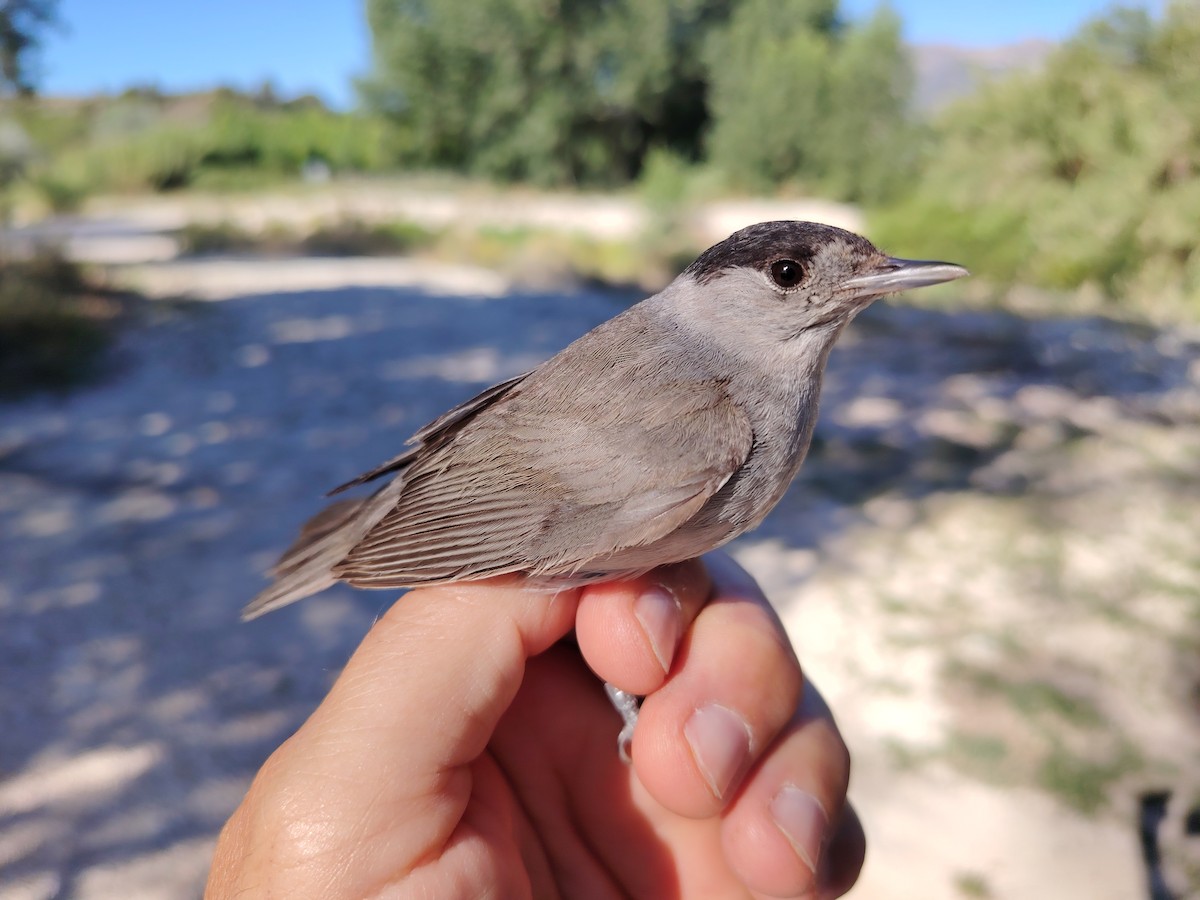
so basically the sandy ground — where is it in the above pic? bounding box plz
[2,200,1199,898]
[75,182,864,248]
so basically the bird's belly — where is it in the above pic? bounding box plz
[573,472,775,577]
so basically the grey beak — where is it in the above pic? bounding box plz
[842,256,969,298]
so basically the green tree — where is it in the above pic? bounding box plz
[703,0,914,201]
[0,0,60,228]
[0,0,59,96]
[872,2,1200,314]
[819,5,915,201]
[703,0,835,188]
[363,0,918,196]
[363,0,732,185]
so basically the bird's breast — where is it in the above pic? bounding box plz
[689,370,824,541]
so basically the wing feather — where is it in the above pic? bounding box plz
[335,374,753,585]
[327,372,530,495]
[246,372,532,615]
[253,308,759,609]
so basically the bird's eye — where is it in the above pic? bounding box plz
[770,259,804,289]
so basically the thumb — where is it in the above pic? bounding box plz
[211,580,579,896]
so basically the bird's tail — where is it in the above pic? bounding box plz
[242,481,402,620]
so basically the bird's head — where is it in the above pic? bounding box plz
[672,220,968,346]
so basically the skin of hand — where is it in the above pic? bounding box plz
[207,553,865,899]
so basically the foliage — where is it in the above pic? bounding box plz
[5,1,922,205]
[176,217,440,257]
[870,3,1200,316]
[704,0,915,201]
[5,89,397,199]
[0,250,120,395]
[175,220,265,255]
[0,0,58,96]
[363,0,729,186]
[170,211,683,291]
[362,0,917,197]
[300,219,439,256]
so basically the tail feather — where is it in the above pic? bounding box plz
[243,482,404,620]
[269,499,363,579]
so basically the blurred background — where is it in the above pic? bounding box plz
[1,1,1198,897]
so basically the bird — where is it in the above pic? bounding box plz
[246,220,966,621]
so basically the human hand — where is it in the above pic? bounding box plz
[207,553,864,898]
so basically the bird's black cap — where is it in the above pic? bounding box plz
[684,220,877,285]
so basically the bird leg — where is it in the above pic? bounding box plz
[604,682,640,764]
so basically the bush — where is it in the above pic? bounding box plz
[0,252,123,395]
[363,0,918,198]
[27,170,89,212]
[18,90,399,197]
[301,219,439,256]
[694,0,915,201]
[869,3,1200,318]
[363,0,718,186]
[176,218,441,258]
[176,220,261,255]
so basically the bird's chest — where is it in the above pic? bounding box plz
[696,375,822,538]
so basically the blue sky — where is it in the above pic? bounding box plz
[40,0,1136,108]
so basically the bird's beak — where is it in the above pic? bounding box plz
[841,256,969,299]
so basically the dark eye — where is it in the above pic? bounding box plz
[770,259,804,289]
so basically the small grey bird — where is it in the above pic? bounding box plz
[247,221,966,622]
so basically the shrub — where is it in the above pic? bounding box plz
[870,3,1200,318]
[0,251,123,395]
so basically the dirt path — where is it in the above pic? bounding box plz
[78,181,863,246]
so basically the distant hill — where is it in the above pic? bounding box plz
[911,40,1053,112]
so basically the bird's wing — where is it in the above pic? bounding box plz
[334,374,754,586]
[326,371,531,494]
[243,372,534,618]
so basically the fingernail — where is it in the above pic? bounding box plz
[684,704,751,799]
[634,586,682,674]
[770,785,829,876]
